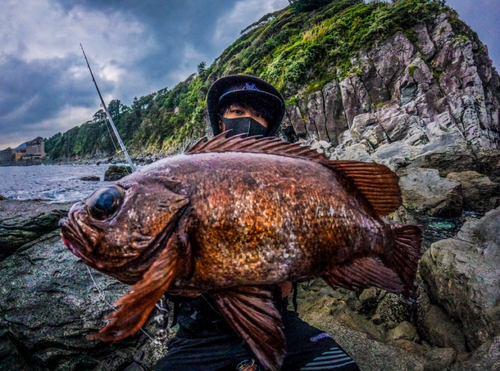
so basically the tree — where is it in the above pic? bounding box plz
[93,109,107,123]
[107,99,125,121]
[197,61,206,74]
[289,0,335,12]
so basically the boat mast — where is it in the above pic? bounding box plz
[80,44,136,172]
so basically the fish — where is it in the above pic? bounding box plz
[59,133,422,371]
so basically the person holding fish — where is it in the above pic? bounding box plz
[154,75,361,371]
[60,75,421,370]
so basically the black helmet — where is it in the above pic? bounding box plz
[207,75,285,137]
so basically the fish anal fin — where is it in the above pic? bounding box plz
[325,161,402,216]
[323,257,405,294]
[212,286,285,371]
[390,224,422,295]
[89,233,186,342]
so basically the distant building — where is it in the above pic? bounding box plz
[22,137,46,161]
[0,148,13,163]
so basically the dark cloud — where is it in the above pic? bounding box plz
[0,54,97,128]
[0,0,288,148]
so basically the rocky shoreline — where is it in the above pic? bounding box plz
[1,197,499,370]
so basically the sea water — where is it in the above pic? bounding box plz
[0,164,117,203]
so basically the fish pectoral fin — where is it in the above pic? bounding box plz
[322,257,405,293]
[211,286,285,371]
[88,233,185,342]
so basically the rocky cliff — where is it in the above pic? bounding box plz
[282,13,499,177]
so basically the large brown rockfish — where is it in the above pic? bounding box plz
[59,134,422,371]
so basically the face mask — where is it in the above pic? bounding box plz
[220,116,268,138]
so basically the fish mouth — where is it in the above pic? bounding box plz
[59,215,94,264]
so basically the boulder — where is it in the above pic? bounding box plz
[419,208,500,350]
[416,282,467,352]
[446,171,500,213]
[0,195,6,200]
[0,200,72,261]
[300,298,429,371]
[104,165,133,181]
[0,235,167,370]
[372,293,411,329]
[450,335,500,371]
[80,175,100,181]
[409,138,479,176]
[399,167,463,217]
[479,149,500,183]
[423,347,457,371]
[386,321,419,343]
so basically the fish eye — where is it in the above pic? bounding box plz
[86,186,124,220]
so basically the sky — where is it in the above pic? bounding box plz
[0,0,498,150]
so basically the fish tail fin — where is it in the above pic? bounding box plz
[390,225,422,297]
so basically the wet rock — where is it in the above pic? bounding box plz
[446,171,500,213]
[409,140,479,177]
[300,301,428,371]
[479,149,500,183]
[399,168,463,217]
[0,195,6,200]
[80,175,100,181]
[392,339,427,355]
[450,335,500,371]
[386,321,419,343]
[104,165,133,181]
[0,235,167,371]
[416,282,467,352]
[359,287,377,304]
[419,207,500,351]
[330,303,385,342]
[373,293,411,329]
[424,347,457,371]
[0,200,72,261]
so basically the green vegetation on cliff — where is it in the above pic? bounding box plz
[45,0,472,160]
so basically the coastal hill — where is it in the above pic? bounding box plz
[2,0,500,370]
[43,0,499,162]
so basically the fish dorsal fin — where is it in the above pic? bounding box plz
[325,161,402,216]
[211,285,285,371]
[185,133,401,216]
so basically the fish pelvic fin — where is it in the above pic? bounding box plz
[88,233,188,342]
[184,134,401,216]
[211,286,285,371]
[322,257,405,294]
[390,225,423,296]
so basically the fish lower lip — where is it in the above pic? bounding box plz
[61,233,70,248]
